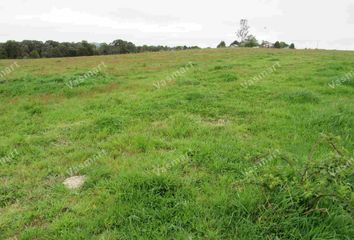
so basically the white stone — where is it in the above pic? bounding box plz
[63,176,86,190]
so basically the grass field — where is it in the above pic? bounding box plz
[0,48,353,239]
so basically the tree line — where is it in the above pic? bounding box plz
[217,19,295,49]
[0,39,200,59]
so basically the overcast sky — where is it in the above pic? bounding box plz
[0,0,353,50]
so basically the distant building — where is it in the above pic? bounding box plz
[260,41,273,48]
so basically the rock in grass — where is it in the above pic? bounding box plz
[63,176,86,190]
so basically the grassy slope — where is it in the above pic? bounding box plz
[0,48,353,239]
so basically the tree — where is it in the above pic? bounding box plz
[98,43,110,55]
[57,42,79,57]
[229,40,240,47]
[279,42,289,48]
[0,44,7,59]
[29,50,40,58]
[22,40,43,57]
[217,41,226,48]
[41,40,60,58]
[110,39,137,54]
[0,39,201,59]
[3,41,25,59]
[274,41,281,49]
[78,41,95,56]
[289,43,295,49]
[236,19,250,42]
[242,35,259,47]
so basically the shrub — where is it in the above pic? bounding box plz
[235,134,354,238]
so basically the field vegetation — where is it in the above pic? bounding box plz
[0,48,353,239]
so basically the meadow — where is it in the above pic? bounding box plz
[0,48,353,239]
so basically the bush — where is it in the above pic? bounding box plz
[235,134,354,238]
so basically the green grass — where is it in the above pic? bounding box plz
[0,48,353,239]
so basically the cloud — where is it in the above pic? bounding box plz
[348,4,354,24]
[2,0,354,49]
[16,8,202,33]
[108,8,180,24]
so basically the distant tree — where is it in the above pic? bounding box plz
[279,42,289,48]
[274,41,281,49]
[57,43,71,57]
[45,40,60,48]
[229,40,240,47]
[242,35,259,47]
[22,40,43,57]
[29,50,40,58]
[217,41,226,48]
[0,44,7,59]
[41,40,61,58]
[97,43,111,55]
[289,43,295,49]
[236,19,250,42]
[78,41,95,56]
[110,39,137,54]
[0,39,201,59]
[3,41,24,59]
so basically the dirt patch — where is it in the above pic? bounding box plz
[202,119,229,127]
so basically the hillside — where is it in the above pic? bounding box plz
[0,48,353,239]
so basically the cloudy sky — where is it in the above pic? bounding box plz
[0,0,353,50]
